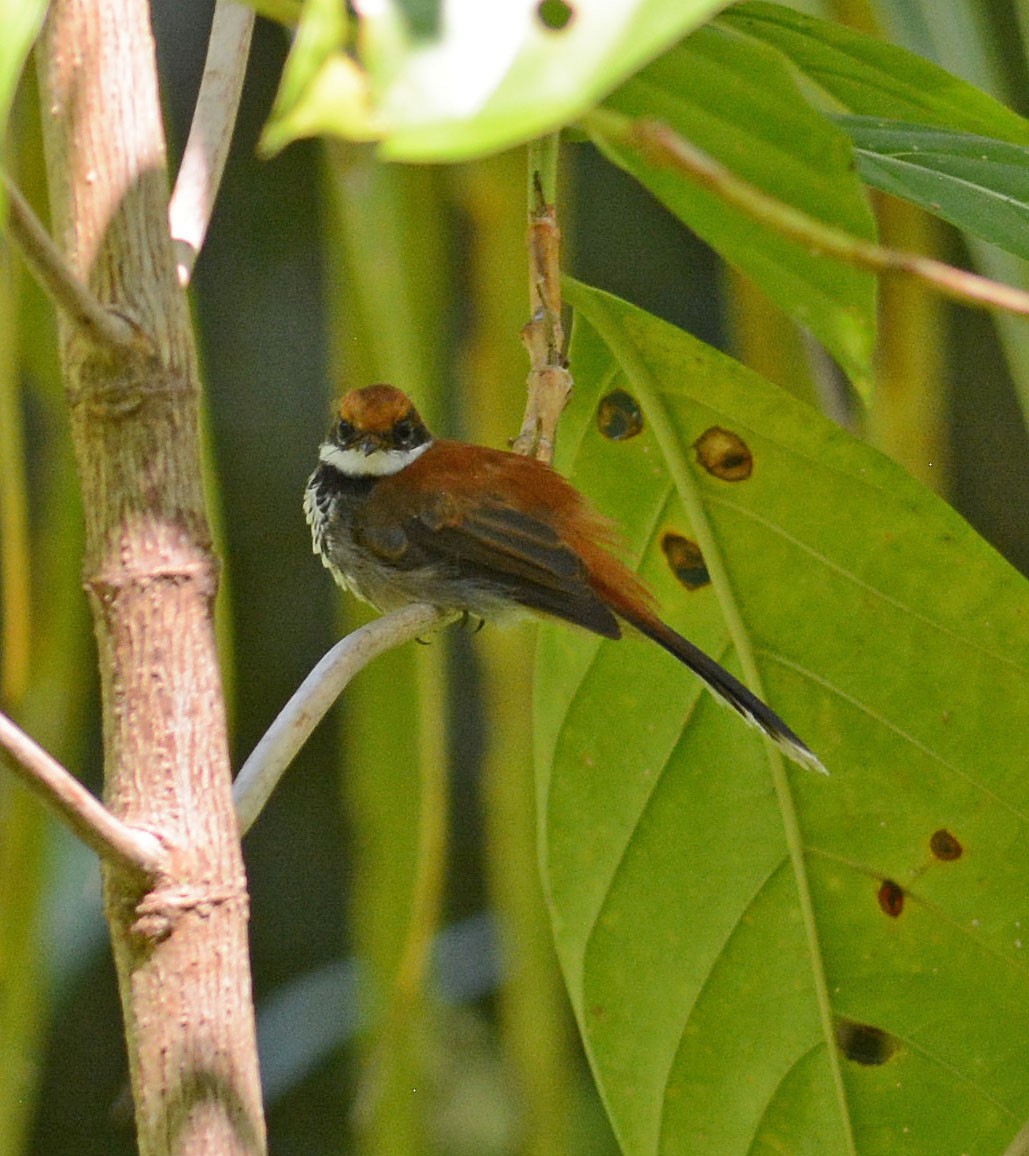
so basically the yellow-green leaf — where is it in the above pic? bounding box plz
[263,0,733,161]
[537,279,1029,1156]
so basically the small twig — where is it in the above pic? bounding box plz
[589,112,1029,318]
[0,710,167,879]
[169,0,255,286]
[233,604,457,835]
[1,173,148,351]
[515,134,573,464]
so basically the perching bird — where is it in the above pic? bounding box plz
[304,384,825,774]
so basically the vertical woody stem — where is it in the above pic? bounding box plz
[35,1,265,1152]
[516,133,572,463]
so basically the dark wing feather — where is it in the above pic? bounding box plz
[360,492,621,638]
[425,503,581,586]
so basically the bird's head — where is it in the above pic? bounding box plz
[320,384,433,477]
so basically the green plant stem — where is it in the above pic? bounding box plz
[391,643,449,1013]
[585,109,1029,318]
[869,195,949,492]
[527,133,560,209]
[518,133,572,462]
[324,142,455,1153]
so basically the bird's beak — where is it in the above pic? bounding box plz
[360,436,380,456]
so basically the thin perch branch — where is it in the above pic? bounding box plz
[2,173,149,351]
[234,604,457,835]
[587,112,1029,318]
[169,0,255,286]
[0,710,167,879]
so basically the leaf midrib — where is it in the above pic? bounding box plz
[569,283,858,1156]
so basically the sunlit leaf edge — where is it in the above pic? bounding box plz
[263,0,735,162]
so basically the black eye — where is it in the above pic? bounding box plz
[336,418,355,443]
[394,418,415,445]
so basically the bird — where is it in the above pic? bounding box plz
[304,383,826,774]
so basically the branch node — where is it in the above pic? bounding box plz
[518,149,573,463]
[130,874,250,944]
[0,709,170,878]
[2,172,157,354]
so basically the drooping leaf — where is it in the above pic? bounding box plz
[588,19,877,394]
[721,1,1029,146]
[262,0,733,161]
[837,117,1029,261]
[536,279,1029,1156]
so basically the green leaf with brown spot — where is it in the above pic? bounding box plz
[535,279,1029,1156]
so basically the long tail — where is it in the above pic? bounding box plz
[627,609,827,775]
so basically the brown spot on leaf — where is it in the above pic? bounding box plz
[661,533,710,590]
[836,1019,899,1066]
[930,829,962,861]
[694,427,753,480]
[877,880,904,918]
[596,389,643,440]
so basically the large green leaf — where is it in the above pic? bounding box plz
[262,0,732,161]
[536,279,1029,1156]
[589,20,877,394]
[837,117,1029,261]
[721,1,1029,146]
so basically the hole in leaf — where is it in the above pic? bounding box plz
[597,389,643,440]
[536,0,575,31]
[930,829,963,861]
[661,533,710,590]
[694,427,753,481]
[836,1019,899,1066]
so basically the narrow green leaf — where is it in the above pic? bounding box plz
[721,1,1029,146]
[536,279,1029,1156]
[0,0,47,223]
[263,0,733,161]
[838,117,1029,261]
[590,21,877,394]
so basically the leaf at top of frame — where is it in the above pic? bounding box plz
[261,0,734,161]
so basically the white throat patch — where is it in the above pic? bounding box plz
[319,439,432,477]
